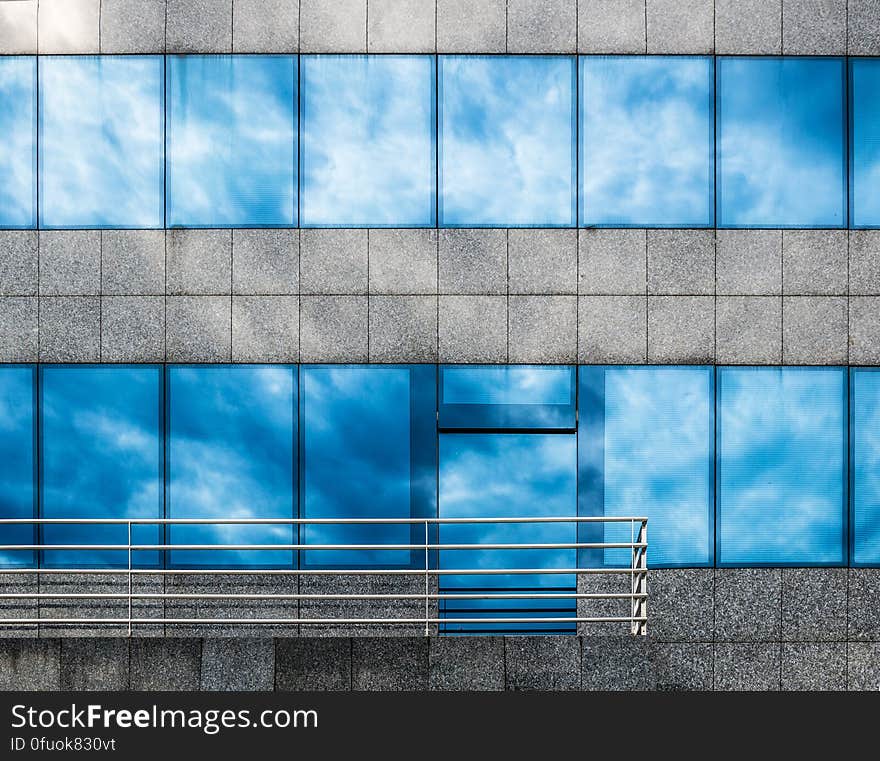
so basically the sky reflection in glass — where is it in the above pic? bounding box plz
[167,365,296,568]
[579,366,714,568]
[39,56,164,229]
[439,56,576,227]
[300,365,436,568]
[167,55,297,227]
[851,369,880,565]
[850,59,880,228]
[717,367,846,566]
[300,55,435,227]
[0,57,36,229]
[40,366,162,568]
[0,367,35,568]
[580,56,714,227]
[717,57,846,228]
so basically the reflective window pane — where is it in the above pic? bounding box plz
[300,55,436,227]
[851,369,880,565]
[167,366,296,568]
[439,365,576,430]
[0,367,36,568]
[300,365,436,568]
[439,56,576,227]
[579,366,714,568]
[0,57,37,229]
[167,55,297,227]
[580,56,713,227]
[851,58,880,228]
[717,57,846,228]
[40,366,162,568]
[717,367,847,566]
[39,56,164,229]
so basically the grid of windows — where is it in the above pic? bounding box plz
[1,55,878,229]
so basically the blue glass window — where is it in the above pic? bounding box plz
[0,366,36,568]
[717,57,846,228]
[579,56,714,227]
[40,366,162,568]
[300,365,436,568]
[851,369,880,565]
[166,55,297,227]
[439,56,577,227]
[39,56,164,229]
[717,367,847,566]
[167,365,297,568]
[579,366,714,568]
[0,57,37,229]
[300,55,436,227]
[850,58,880,228]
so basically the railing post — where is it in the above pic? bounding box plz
[630,519,637,635]
[424,520,429,637]
[127,521,132,637]
[633,520,647,636]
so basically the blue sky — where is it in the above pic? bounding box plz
[851,59,880,227]
[717,57,847,228]
[39,56,164,229]
[851,370,880,564]
[167,55,297,227]
[439,56,576,227]
[0,367,35,568]
[0,57,36,229]
[300,55,435,227]
[580,56,714,227]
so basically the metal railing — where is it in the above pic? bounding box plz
[0,516,647,636]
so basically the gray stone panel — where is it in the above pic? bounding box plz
[849,0,880,55]
[300,0,367,52]
[579,229,646,296]
[0,0,37,54]
[60,638,129,691]
[438,295,507,362]
[649,569,714,643]
[0,640,60,690]
[849,569,880,640]
[508,295,576,363]
[130,639,202,691]
[715,296,782,364]
[782,230,847,295]
[102,230,165,296]
[369,229,437,295]
[0,298,38,361]
[781,643,846,691]
[579,295,646,363]
[782,296,848,365]
[581,636,653,690]
[439,229,507,295]
[848,643,880,690]
[166,0,233,53]
[714,643,781,691]
[232,229,299,295]
[39,296,100,362]
[782,0,846,54]
[369,295,438,362]
[276,638,352,691]
[39,231,101,296]
[300,295,368,362]
[429,637,504,691]
[850,297,880,365]
[0,231,38,296]
[167,230,232,296]
[38,0,99,53]
[716,230,782,296]
[165,296,232,362]
[714,569,782,642]
[647,230,714,296]
[509,229,577,295]
[301,229,368,295]
[233,0,299,53]
[0,574,38,638]
[100,0,166,53]
[506,636,580,690]
[101,296,165,363]
[577,572,632,637]
[351,638,429,690]
[651,642,714,691]
[201,638,275,691]
[232,295,299,362]
[577,0,646,53]
[437,0,506,52]
[647,296,714,363]
[781,568,847,642]
[368,0,436,53]
[849,231,880,295]
[646,0,713,53]
[714,0,782,54]
[507,0,577,53]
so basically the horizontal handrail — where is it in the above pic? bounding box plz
[0,516,648,524]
